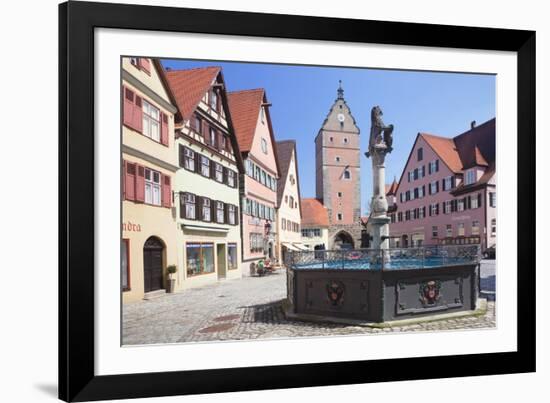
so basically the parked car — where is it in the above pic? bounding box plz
[483,245,496,259]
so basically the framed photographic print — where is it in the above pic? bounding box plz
[59,1,535,401]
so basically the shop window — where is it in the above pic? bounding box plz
[186,243,214,276]
[228,243,238,270]
[446,224,452,237]
[458,223,465,236]
[491,219,496,236]
[472,220,480,235]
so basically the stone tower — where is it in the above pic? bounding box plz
[315,82,362,249]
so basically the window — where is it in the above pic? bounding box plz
[490,192,496,207]
[419,206,425,219]
[228,204,236,225]
[144,168,161,206]
[335,156,341,162]
[183,193,196,219]
[443,200,452,214]
[260,170,266,186]
[421,165,426,177]
[214,163,224,183]
[397,212,403,222]
[213,201,225,223]
[465,169,476,185]
[200,155,210,177]
[193,115,202,134]
[430,203,439,216]
[430,181,438,195]
[491,219,496,236]
[302,228,321,238]
[254,166,261,181]
[220,135,227,150]
[186,243,214,276]
[210,90,218,110]
[250,233,263,252]
[471,194,479,209]
[472,220,480,235]
[329,137,334,142]
[201,198,211,221]
[227,170,236,188]
[458,223,465,236]
[432,226,438,238]
[417,147,423,161]
[457,199,465,212]
[337,213,343,221]
[413,168,418,180]
[405,210,411,221]
[121,239,130,291]
[282,218,286,230]
[443,176,453,191]
[209,127,217,148]
[343,169,351,179]
[446,224,453,237]
[183,147,195,171]
[428,160,439,174]
[260,107,265,123]
[337,192,343,198]
[343,137,349,144]
[142,99,160,141]
[289,196,294,208]
[261,138,268,154]
[228,243,238,270]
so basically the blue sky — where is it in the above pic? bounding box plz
[162,59,495,215]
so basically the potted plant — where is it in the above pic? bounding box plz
[166,265,177,293]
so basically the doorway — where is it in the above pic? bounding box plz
[217,244,226,279]
[143,236,164,293]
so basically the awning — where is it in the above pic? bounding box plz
[293,243,309,251]
[282,242,299,251]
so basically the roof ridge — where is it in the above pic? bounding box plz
[165,65,221,74]
[228,88,265,94]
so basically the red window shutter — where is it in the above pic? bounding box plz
[123,87,134,128]
[135,165,145,202]
[160,113,169,146]
[133,95,143,133]
[162,175,171,208]
[138,58,151,74]
[124,161,136,201]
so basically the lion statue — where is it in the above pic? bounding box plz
[368,106,394,155]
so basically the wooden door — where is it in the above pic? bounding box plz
[144,237,164,292]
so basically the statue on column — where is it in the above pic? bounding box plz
[364,105,394,253]
[366,106,394,157]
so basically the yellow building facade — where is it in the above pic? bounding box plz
[121,57,180,303]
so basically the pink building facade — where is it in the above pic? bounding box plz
[389,119,496,252]
[228,89,280,268]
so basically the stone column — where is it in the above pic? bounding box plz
[368,148,391,250]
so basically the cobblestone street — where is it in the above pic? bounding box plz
[123,269,496,345]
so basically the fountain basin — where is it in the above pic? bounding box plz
[285,245,480,323]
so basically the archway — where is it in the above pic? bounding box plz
[143,236,164,293]
[333,231,355,249]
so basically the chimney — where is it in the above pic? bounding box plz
[470,120,476,129]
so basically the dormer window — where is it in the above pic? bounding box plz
[465,169,476,185]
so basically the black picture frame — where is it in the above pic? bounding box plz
[59,1,536,401]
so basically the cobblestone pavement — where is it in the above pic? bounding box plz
[123,271,496,345]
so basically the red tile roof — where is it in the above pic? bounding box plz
[419,118,495,173]
[386,178,398,196]
[301,198,329,227]
[164,66,221,120]
[227,89,265,153]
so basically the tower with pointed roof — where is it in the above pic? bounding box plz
[314,82,362,248]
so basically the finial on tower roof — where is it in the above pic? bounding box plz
[337,80,344,100]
